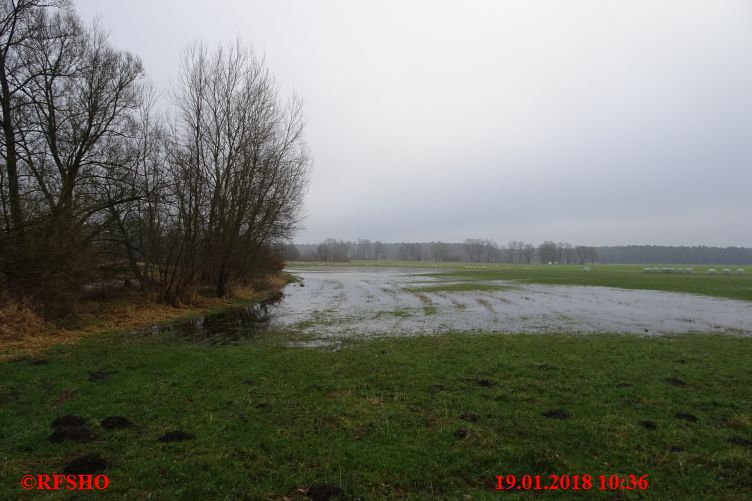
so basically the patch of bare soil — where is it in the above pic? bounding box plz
[64,453,108,474]
[49,415,95,443]
[304,484,344,500]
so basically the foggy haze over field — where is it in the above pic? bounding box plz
[75,0,752,246]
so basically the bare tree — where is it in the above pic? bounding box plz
[354,238,373,260]
[160,41,310,303]
[481,239,498,262]
[0,2,144,313]
[463,238,485,262]
[103,83,167,290]
[430,241,449,262]
[538,241,558,264]
[522,243,535,264]
[0,3,311,317]
[373,240,386,260]
[0,0,61,241]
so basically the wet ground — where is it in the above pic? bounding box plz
[147,295,283,344]
[269,266,752,338]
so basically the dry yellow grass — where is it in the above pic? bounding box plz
[0,275,286,359]
[0,302,54,340]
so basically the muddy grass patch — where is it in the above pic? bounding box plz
[475,297,495,312]
[476,378,496,387]
[459,412,480,423]
[453,428,469,439]
[664,377,688,387]
[640,420,658,430]
[88,370,110,382]
[727,436,752,447]
[158,430,195,442]
[542,409,570,420]
[414,293,436,315]
[451,299,467,310]
[675,411,698,422]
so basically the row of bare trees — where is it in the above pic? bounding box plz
[292,239,597,264]
[0,1,309,315]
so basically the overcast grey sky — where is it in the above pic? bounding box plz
[74,0,752,246]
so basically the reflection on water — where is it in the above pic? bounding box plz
[152,293,283,344]
[146,266,752,344]
[272,266,752,337]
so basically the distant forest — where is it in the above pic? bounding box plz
[286,239,752,265]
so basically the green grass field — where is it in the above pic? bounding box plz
[3,263,752,499]
[2,330,752,499]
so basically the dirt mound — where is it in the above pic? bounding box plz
[88,370,109,382]
[101,416,134,430]
[453,428,469,438]
[49,426,95,443]
[64,453,108,474]
[52,415,86,428]
[305,485,344,500]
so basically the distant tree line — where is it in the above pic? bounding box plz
[286,239,599,264]
[0,1,309,316]
[287,240,752,265]
[596,246,752,265]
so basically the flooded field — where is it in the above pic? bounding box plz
[270,266,752,338]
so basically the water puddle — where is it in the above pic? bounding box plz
[147,293,283,344]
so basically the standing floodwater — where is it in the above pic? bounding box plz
[271,266,752,337]
[152,294,284,344]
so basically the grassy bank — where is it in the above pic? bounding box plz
[0,274,290,359]
[291,261,752,301]
[2,330,751,499]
